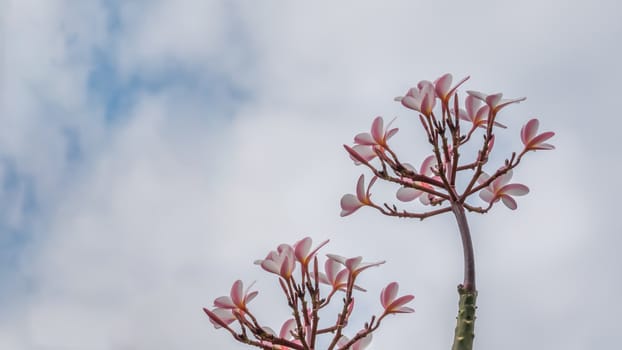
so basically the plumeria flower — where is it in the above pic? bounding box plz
[326,254,385,279]
[521,118,555,151]
[337,333,373,350]
[395,80,436,116]
[434,73,469,104]
[254,244,296,279]
[396,155,439,205]
[466,90,526,114]
[213,280,258,311]
[318,259,366,292]
[457,95,507,129]
[204,280,258,329]
[478,170,529,210]
[380,282,415,315]
[347,116,398,165]
[340,174,377,217]
[293,236,329,268]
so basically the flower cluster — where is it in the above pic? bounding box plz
[204,237,414,350]
[341,73,555,218]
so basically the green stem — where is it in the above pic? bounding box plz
[451,286,477,350]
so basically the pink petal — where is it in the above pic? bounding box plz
[279,319,297,339]
[354,132,376,146]
[396,187,422,202]
[345,256,363,271]
[280,255,292,278]
[501,195,518,210]
[323,259,341,282]
[419,155,437,176]
[446,75,469,98]
[204,308,235,329]
[477,172,491,185]
[230,280,244,307]
[353,334,373,350]
[486,93,503,107]
[355,174,366,201]
[351,260,385,276]
[370,117,384,144]
[528,132,555,148]
[533,143,555,150]
[293,237,312,262]
[493,170,513,188]
[213,296,235,309]
[466,90,487,101]
[386,127,399,140]
[245,290,258,304]
[521,118,539,145]
[479,189,495,203]
[465,95,481,119]
[326,254,347,265]
[385,295,415,312]
[495,96,526,111]
[474,105,490,126]
[502,184,529,196]
[380,282,399,308]
[350,145,377,164]
[434,73,452,98]
[366,176,378,199]
[401,95,421,111]
[261,259,280,274]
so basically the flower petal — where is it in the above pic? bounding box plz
[380,282,399,308]
[502,184,529,196]
[355,174,366,201]
[501,195,518,210]
[371,117,384,144]
[479,189,495,203]
[354,132,375,146]
[521,118,539,145]
[230,280,244,307]
[396,187,422,202]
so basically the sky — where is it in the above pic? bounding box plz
[1,0,621,349]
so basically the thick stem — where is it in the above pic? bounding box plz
[450,202,477,350]
[451,286,478,350]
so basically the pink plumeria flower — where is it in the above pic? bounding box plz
[521,118,555,151]
[204,280,258,329]
[347,116,398,165]
[213,280,258,311]
[478,170,529,210]
[396,155,439,205]
[254,244,296,279]
[340,174,377,217]
[457,95,507,129]
[326,254,385,279]
[318,259,366,292]
[380,282,415,315]
[466,90,526,114]
[293,236,329,268]
[434,73,469,104]
[337,333,373,350]
[395,80,436,116]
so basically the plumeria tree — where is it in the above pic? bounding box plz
[340,73,555,350]
[203,237,415,349]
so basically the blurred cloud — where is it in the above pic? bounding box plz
[1,0,621,349]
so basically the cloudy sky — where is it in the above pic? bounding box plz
[1,0,621,349]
